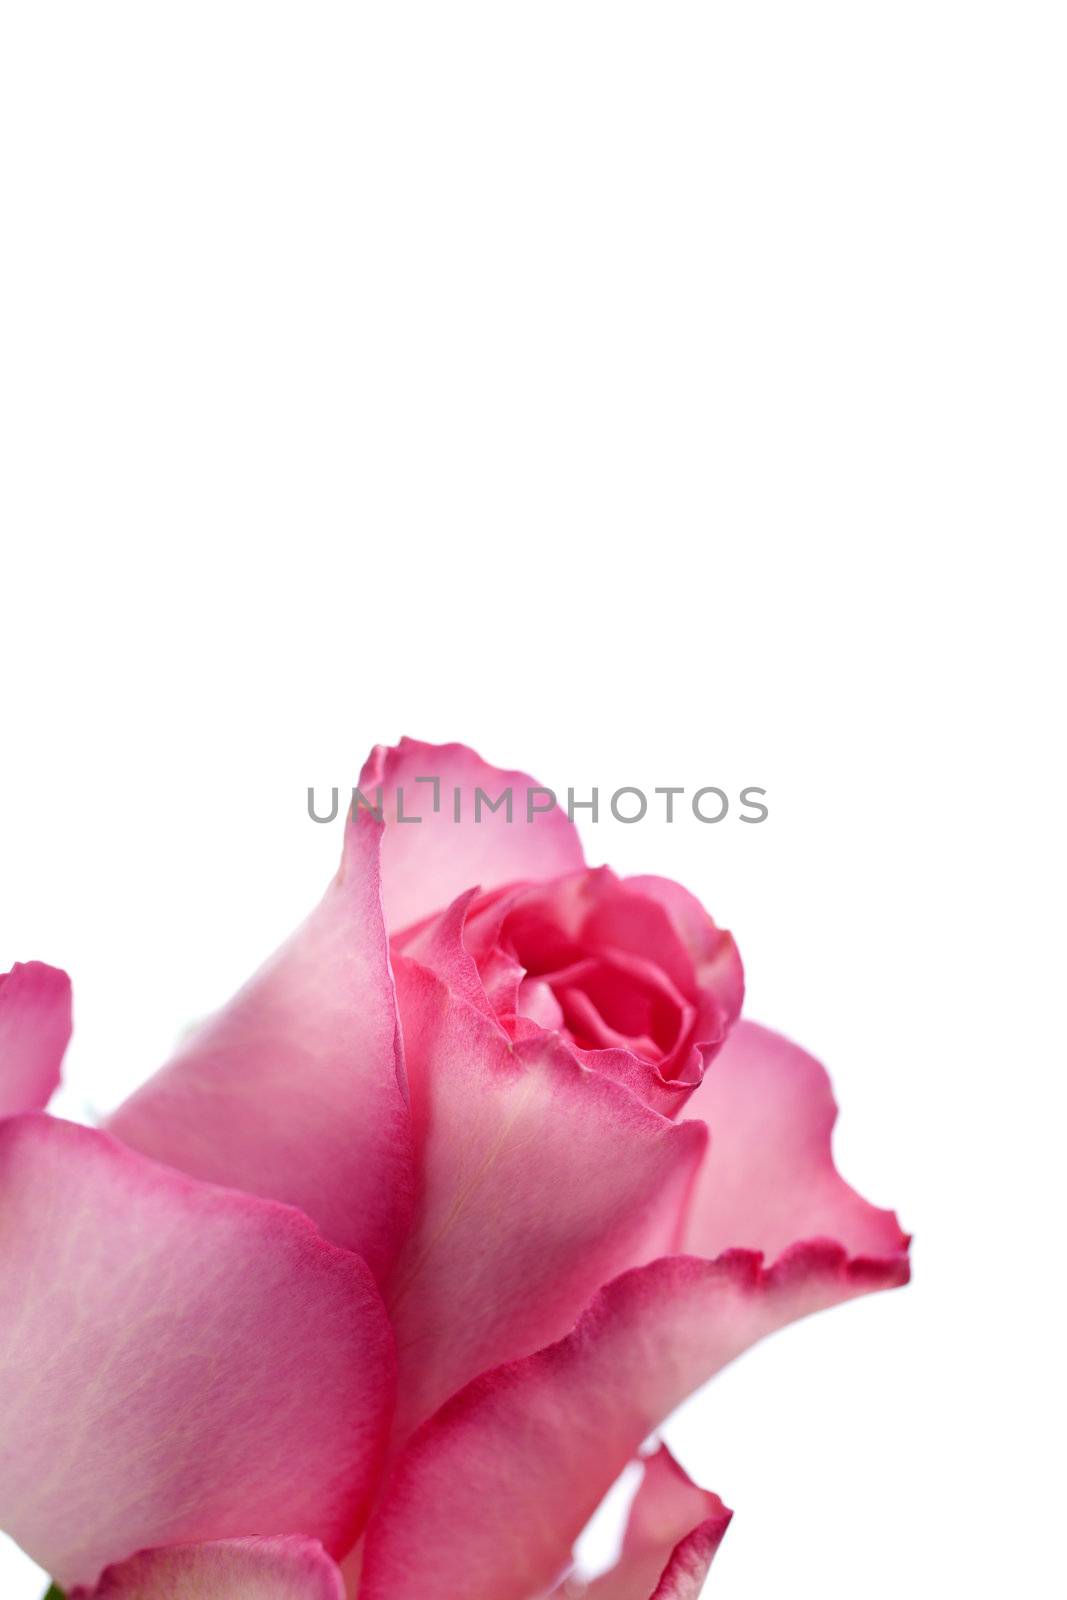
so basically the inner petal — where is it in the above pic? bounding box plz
[542,952,691,1063]
[515,976,566,1031]
[554,983,662,1061]
[579,949,692,1056]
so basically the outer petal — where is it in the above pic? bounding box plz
[680,1020,909,1262]
[385,954,706,1439]
[360,737,585,934]
[72,1536,345,1599]
[361,1249,906,1600]
[622,1450,730,1600]
[555,1447,731,1600]
[0,961,72,1114]
[109,811,414,1281]
[0,1115,395,1590]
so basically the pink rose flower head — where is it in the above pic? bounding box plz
[0,737,909,1600]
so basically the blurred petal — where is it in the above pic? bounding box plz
[557,1447,730,1600]
[0,961,72,1115]
[360,738,584,933]
[361,1249,906,1600]
[72,1537,345,1599]
[109,812,414,1280]
[385,954,706,1439]
[680,1020,909,1263]
[0,1115,395,1590]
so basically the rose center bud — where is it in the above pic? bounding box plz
[505,905,695,1066]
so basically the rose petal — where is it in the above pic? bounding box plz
[555,1446,731,1600]
[515,976,566,1030]
[384,954,707,1440]
[0,1115,395,1590]
[361,1248,906,1600]
[71,1536,345,1599]
[458,884,532,1013]
[624,877,744,1028]
[551,969,664,1059]
[393,887,497,1022]
[680,1020,909,1262]
[109,811,414,1280]
[569,1040,705,1119]
[359,738,584,934]
[0,961,72,1115]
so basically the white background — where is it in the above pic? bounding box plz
[1,4,1063,1596]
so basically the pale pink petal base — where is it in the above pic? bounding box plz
[0,1116,395,1591]
[0,961,72,1115]
[70,1536,345,1599]
[555,1447,731,1600]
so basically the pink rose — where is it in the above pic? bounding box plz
[0,738,909,1600]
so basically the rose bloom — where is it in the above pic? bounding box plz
[0,739,908,1600]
